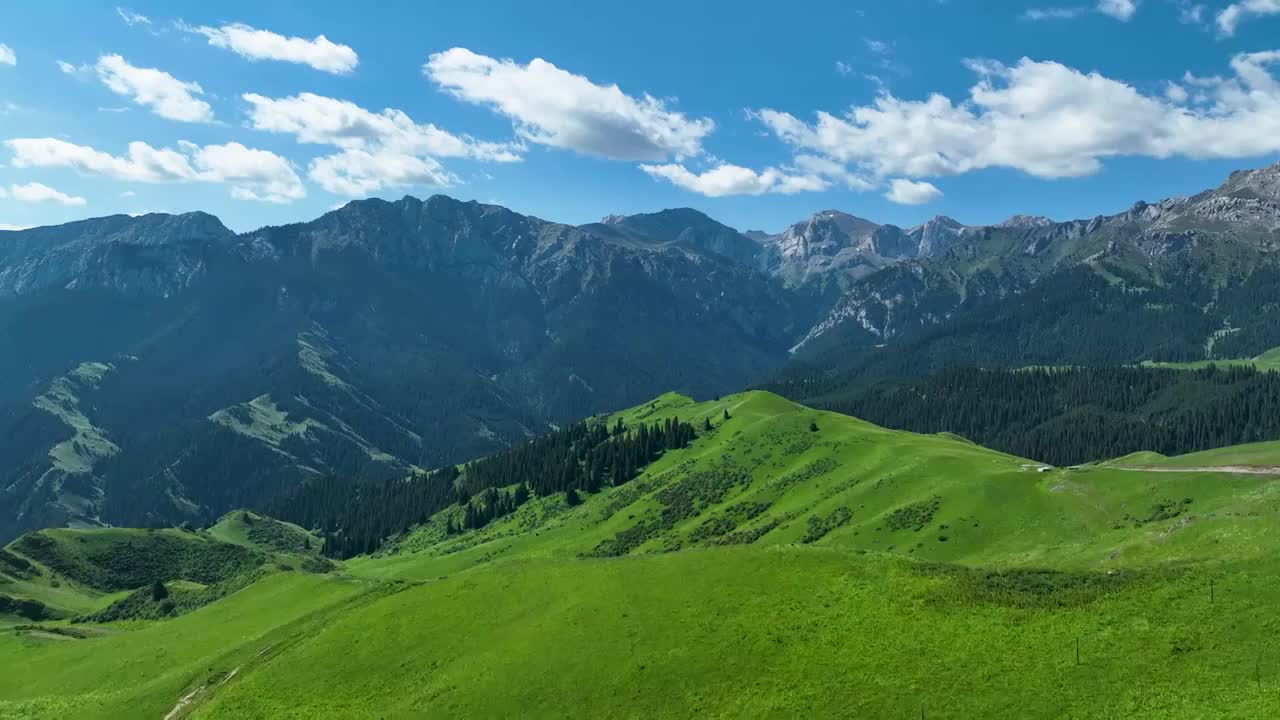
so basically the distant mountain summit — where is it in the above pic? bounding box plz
[0,212,235,296]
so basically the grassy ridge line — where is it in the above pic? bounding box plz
[207,511,324,558]
[1106,440,1280,470]
[355,391,1280,583]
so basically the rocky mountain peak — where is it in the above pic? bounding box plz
[0,212,234,297]
[593,208,761,266]
[998,214,1053,229]
[1218,161,1280,201]
[802,210,879,237]
[909,215,971,256]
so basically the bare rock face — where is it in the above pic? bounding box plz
[795,162,1280,354]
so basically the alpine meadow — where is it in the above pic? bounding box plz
[5,1,1280,718]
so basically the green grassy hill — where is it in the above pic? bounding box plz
[207,510,324,557]
[1141,345,1280,371]
[3,391,1280,717]
[1108,440,1280,470]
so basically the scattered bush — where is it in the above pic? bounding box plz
[1123,498,1194,528]
[801,507,853,544]
[0,594,51,620]
[13,530,265,592]
[884,497,942,532]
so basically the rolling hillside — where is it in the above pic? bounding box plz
[3,392,1280,717]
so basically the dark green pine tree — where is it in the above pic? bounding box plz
[703,416,713,432]
[723,408,731,420]
[565,488,582,506]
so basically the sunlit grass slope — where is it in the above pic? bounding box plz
[354,391,1280,579]
[1109,440,1280,469]
[197,548,1280,719]
[6,391,1280,718]
[0,572,371,719]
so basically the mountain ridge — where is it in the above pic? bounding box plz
[4,161,1280,541]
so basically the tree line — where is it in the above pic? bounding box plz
[270,415,697,558]
[769,364,1280,466]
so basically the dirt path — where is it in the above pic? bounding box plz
[164,667,238,720]
[1110,465,1280,475]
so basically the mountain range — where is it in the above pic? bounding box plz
[2,161,1279,541]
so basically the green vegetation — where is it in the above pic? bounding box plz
[208,511,322,556]
[271,413,696,558]
[82,570,269,623]
[1108,439,1280,469]
[769,364,1280,466]
[6,391,1280,717]
[0,572,371,719]
[11,528,264,593]
[1140,345,1280,371]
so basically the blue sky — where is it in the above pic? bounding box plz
[1,0,1279,233]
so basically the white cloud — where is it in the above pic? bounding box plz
[835,61,853,77]
[884,179,942,204]
[1097,0,1139,20]
[639,163,827,197]
[309,149,456,196]
[94,54,212,122]
[9,181,86,206]
[120,190,136,198]
[116,7,151,26]
[424,47,714,161]
[184,141,306,202]
[242,92,520,161]
[0,44,15,67]
[755,51,1280,183]
[1023,7,1088,20]
[864,38,891,54]
[0,224,33,231]
[242,92,521,195]
[1022,2,1137,20]
[184,22,357,74]
[0,186,6,198]
[1178,2,1206,24]
[1218,0,1280,36]
[5,137,304,203]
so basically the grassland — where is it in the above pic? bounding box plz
[1108,440,1280,470]
[4,391,1280,717]
[1140,345,1280,371]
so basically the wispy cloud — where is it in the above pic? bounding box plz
[180,21,358,74]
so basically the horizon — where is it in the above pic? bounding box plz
[2,155,1276,236]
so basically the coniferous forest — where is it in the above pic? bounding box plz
[768,364,1280,466]
[269,416,696,558]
